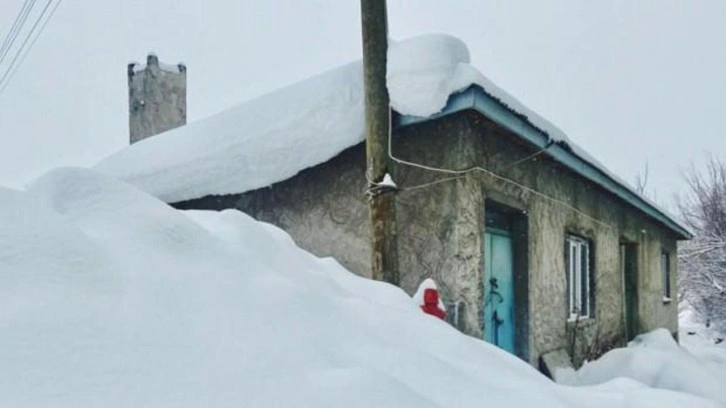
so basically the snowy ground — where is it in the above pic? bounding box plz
[557,328,726,405]
[0,168,721,407]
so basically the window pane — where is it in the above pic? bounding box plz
[565,238,573,314]
[566,236,593,317]
[574,243,581,314]
[662,253,671,298]
[573,242,580,314]
[660,254,668,297]
[580,243,588,316]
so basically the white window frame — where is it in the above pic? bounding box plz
[662,252,672,303]
[567,235,591,320]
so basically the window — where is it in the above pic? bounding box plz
[445,300,465,331]
[662,252,671,302]
[567,235,592,319]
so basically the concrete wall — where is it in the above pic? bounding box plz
[393,115,485,339]
[174,110,680,368]
[424,111,679,366]
[128,54,187,144]
[176,144,372,277]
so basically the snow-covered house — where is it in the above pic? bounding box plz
[96,35,691,369]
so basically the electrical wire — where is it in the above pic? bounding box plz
[385,109,616,230]
[0,0,58,94]
[0,0,62,95]
[0,0,37,66]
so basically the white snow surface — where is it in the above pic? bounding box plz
[378,173,397,188]
[386,34,569,144]
[98,58,364,203]
[95,34,574,204]
[557,328,726,405]
[131,59,183,73]
[0,167,718,407]
[99,33,688,235]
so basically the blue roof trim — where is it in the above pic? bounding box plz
[395,85,692,239]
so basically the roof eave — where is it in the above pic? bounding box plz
[395,85,693,240]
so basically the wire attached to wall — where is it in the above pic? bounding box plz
[384,107,616,231]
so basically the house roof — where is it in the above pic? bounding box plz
[398,85,692,240]
[95,34,691,239]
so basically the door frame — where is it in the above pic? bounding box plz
[483,200,529,360]
[620,242,639,342]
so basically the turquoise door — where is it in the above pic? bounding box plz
[484,229,515,353]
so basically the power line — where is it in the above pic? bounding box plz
[0,0,53,85]
[0,0,62,94]
[384,105,617,230]
[0,0,61,95]
[0,0,37,66]
[0,0,35,63]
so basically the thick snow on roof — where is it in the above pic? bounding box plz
[99,58,365,203]
[0,167,716,406]
[387,34,570,143]
[98,33,674,234]
[97,34,575,203]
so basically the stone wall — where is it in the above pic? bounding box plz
[174,109,680,368]
[128,54,187,144]
[442,111,680,366]
[392,115,485,339]
[175,144,371,277]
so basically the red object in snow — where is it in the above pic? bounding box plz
[421,288,446,320]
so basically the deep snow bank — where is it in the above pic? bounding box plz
[0,168,717,407]
[558,329,726,404]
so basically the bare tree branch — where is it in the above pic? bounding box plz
[634,162,649,195]
[678,156,726,333]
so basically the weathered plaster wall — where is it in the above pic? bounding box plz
[175,145,372,277]
[175,114,486,337]
[453,112,680,366]
[174,109,680,368]
[392,115,484,338]
[128,55,187,144]
[638,227,679,334]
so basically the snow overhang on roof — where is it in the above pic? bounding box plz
[96,33,690,239]
[396,85,693,240]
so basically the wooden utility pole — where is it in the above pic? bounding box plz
[360,0,398,285]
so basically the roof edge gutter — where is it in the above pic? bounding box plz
[395,85,693,240]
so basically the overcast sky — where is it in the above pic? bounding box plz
[0,1,724,208]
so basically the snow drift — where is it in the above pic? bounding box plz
[0,168,717,407]
[558,329,726,404]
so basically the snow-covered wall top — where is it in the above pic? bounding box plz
[129,53,185,74]
[97,33,673,233]
[130,61,185,74]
